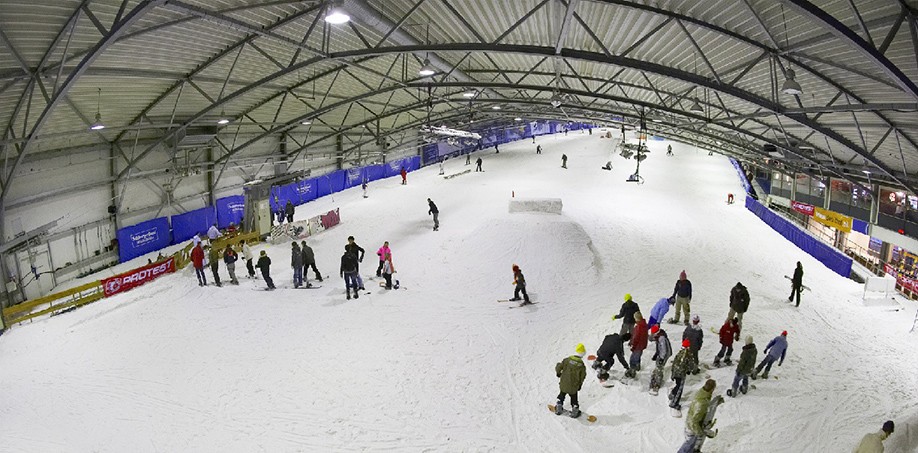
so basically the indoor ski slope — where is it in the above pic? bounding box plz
[2,132,917,452]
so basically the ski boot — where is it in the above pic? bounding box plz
[740,385,748,394]
[354,291,360,299]
[554,402,564,415]
[724,358,733,366]
[346,291,351,300]
[316,275,323,282]
[570,405,581,418]
[509,297,521,301]
[726,389,734,397]
[751,372,758,380]
[761,372,768,379]
[712,358,720,368]
[624,368,636,379]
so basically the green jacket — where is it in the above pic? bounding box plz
[670,348,696,379]
[207,247,221,266]
[736,343,757,375]
[686,387,713,434]
[555,355,586,394]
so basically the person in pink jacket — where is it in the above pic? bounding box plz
[376,241,391,277]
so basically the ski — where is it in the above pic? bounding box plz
[547,404,597,422]
[509,302,536,309]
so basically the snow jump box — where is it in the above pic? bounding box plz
[508,198,563,214]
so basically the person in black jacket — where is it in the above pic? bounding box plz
[223,244,239,285]
[300,240,322,282]
[592,332,631,381]
[256,250,275,290]
[291,242,304,288]
[682,314,704,374]
[428,198,439,231]
[284,201,295,223]
[475,157,483,172]
[789,262,804,306]
[340,247,360,300]
[346,236,365,290]
[728,282,750,325]
[670,270,692,326]
[613,293,640,336]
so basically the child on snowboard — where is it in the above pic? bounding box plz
[592,332,631,381]
[649,297,674,328]
[626,312,648,377]
[678,379,718,453]
[381,252,395,289]
[669,339,696,410]
[649,325,672,395]
[510,264,531,305]
[728,336,756,397]
[554,343,587,418]
[713,318,741,367]
[752,331,788,380]
[683,314,704,374]
[613,293,640,336]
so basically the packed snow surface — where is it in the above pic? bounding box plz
[2,133,917,452]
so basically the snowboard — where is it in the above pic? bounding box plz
[508,302,536,309]
[694,395,724,450]
[783,275,811,291]
[547,404,597,422]
[649,366,665,395]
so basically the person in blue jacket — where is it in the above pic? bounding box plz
[648,297,674,328]
[752,331,788,380]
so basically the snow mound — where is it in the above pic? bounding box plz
[508,197,563,214]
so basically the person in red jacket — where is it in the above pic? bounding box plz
[400,167,407,185]
[626,311,649,377]
[713,317,741,367]
[191,243,207,286]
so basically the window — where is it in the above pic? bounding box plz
[831,179,852,204]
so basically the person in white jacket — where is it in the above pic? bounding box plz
[240,239,255,278]
[854,420,894,453]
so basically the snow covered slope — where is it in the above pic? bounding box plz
[2,132,917,452]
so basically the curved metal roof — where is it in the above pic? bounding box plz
[0,0,916,203]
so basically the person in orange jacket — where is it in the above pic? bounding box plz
[191,242,206,286]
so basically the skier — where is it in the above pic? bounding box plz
[683,314,703,374]
[345,236,365,290]
[728,281,750,326]
[678,379,717,453]
[613,293,640,336]
[381,252,395,289]
[669,339,695,410]
[666,144,673,156]
[854,420,894,453]
[669,270,692,326]
[291,242,304,288]
[789,261,804,306]
[207,245,222,287]
[301,240,323,282]
[223,244,239,285]
[256,250,275,290]
[592,332,631,381]
[752,331,788,380]
[626,311,648,377]
[554,343,587,418]
[649,325,672,395]
[727,336,756,397]
[362,180,368,198]
[207,223,221,241]
[376,241,391,277]
[536,145,542,154]
[240,239,255,278]
[649,296,674,328]
[561,154,567,168]
[191,241,207,286]
[340,247,360,300]
[510,264,530,304]
[285,201,295,223]
[475,157,483,172]
[428,198,439,231]
[400,167,407,185]
[713,317,741,367]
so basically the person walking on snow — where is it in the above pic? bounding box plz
[207,245,222,287]
[291,242,304,288]
[381,252,395,289]
[475,157,483,172]
[854,420,894,453]
[682,315,704,374]
[649,325,672,395]
[669,339,696,410]
[438,159,445,175]
[670,270,693,325]
[713,318,741,367]
[301,240,323,282]
[510,264,530,304]
[400,167,407,185]
[240,239,255,278]
[554,343,587,418]
[376,241,391,277]
[789,261,804,306]
[285,200,295,223]
[191,242,207,286]
[345,236,365,290]
[752,331,788,380]
[727,336,756,397]
[536,145,542,154]
[592,332,631,381]
[340,247,360,300]
[428,198,439,231]
[465,152,471,165]
[649,296,674,328]
[256,250,275,290]
[561,154,567,168]
[223,244,239,285]
[728,282,750,326]
[362,180,368,198]
[613,293,640,336]
[678,379,717,453]
[626,312,648,377]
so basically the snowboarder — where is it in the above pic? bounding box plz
[713,318,741,367]
[670,270,692,325]
[381,252,395,290]
[223,244,239,285]
[592,332,631,380]
[510,264,530,304]
[256,250,275,290]
[626,311,648,377]
[789,261,804,306]
[854,420,894,453]
[561,154,567,168]
[240,239,255,278]
[207,223,221,241]
[207,245,222,287]
[669,339,696,410]
[678,379,718,453]
[340,247,360,300]
[400,167,407,185]
[376,241,391,277]
[301,240,323,282]
[285,200,295,223]
[727,336,756,397]
[649,296,674,328]
[475,157,483,172]
[666,144,673,156]
[613,293,640,336]
[428,198,439,231]
[191,242,207,286]
[649,325,672,395]
[752,331,787,380]
[345,236,365,290]
[536,145,542,154]
[683,315,703,374]
[728,281,750,326]
[554,343,587,418]
[291,242,304,288]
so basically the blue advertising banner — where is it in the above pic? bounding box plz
[292,178,317,205]
[216,195,245,229]
[117,217,172,262]
[422,143,439,166]
[171,206,216,244]
[365,164,386,182]
[345,167,364,189]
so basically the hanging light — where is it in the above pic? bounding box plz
[418,58,436,77]
[491,105,501,110]
[301,120,312,125]
[462,91,477,98]
[217,118,230,125]
[324,2,350,24]
[514,117,522,121]
[781,68,802,95]
[89,88,105,130]
[689,98,704,113]
[550,92,563,108]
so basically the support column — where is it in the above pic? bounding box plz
[870,183,880,224]
[336,134,344,170]
[206,145,216,207]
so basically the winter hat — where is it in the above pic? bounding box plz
[691,314,700,324]
[575,343,586,357]
[679,270,686,280]
[624,293,632,302]
[745,335,754,345]
[883,420,895,434]
[703,379,716,392]
[260,250,267,256]
[650,325,660,335]
[681,339,690,348]
[781,330,788,336]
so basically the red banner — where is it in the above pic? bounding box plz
[320,208,340,230]
[101,257,176,297]
[883,263,918,294]
[791,201,815,216]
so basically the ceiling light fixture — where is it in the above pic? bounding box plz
[324,2,350,24]
[463,91,477,98]
[514,117,522,121]
[492,105,501,110]
[418,58,436,77]
[550,92,563,108]
[89,88,105,130]
[217,118,230,125]
[781,68,802,95]
[301,120,312,125]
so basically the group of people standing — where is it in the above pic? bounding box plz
[189,234,322,292]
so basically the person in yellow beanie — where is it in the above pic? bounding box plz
[554,343,587,418]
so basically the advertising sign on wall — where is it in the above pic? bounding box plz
[101,257,176,297]
[813,207,852,233]
[791,201,815,216]
[116,217,172,262]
